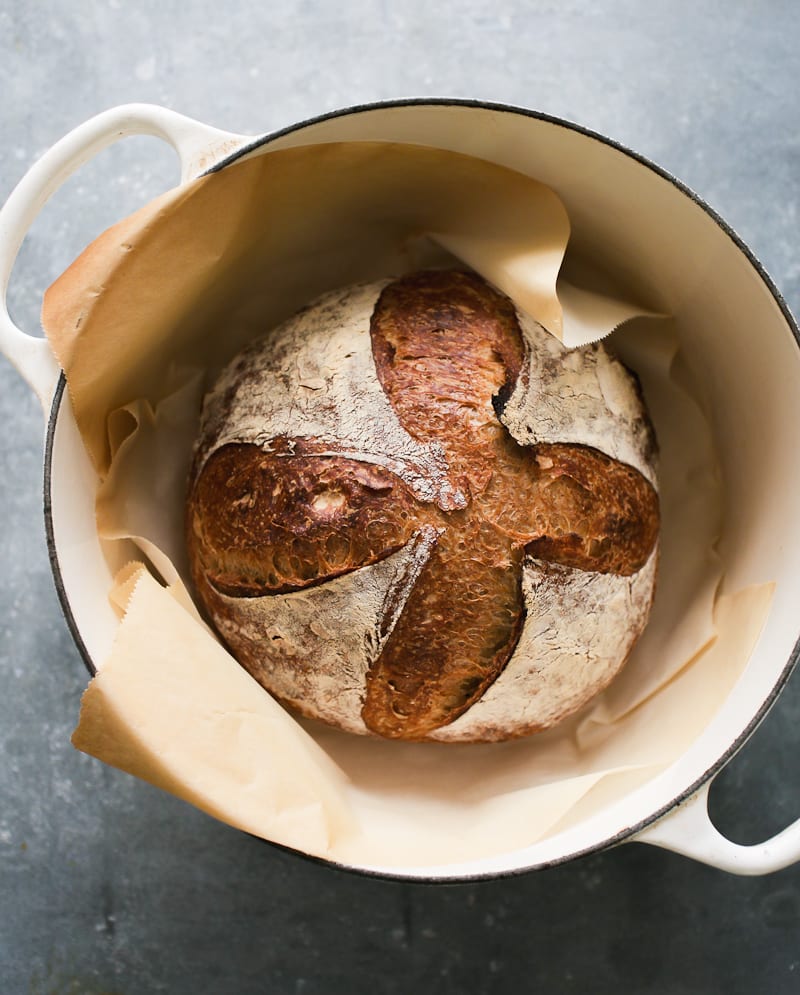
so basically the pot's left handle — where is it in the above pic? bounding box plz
[0,103,254,412]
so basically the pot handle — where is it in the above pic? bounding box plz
[634,780,800,875]
[0,103,254,412]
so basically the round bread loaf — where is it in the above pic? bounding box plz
[186,271,659,742]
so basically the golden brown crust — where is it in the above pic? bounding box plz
[188,443,422,596]
[185,270,660,741]
[361,512,526,739]
[370,270,525,455]
[521,443,660,575]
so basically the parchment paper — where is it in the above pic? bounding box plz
[41,141,773,867]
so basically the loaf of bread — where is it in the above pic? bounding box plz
[185,271,659,742]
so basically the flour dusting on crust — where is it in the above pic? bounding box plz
[431,550,658,741]
[191,276,659,741]
[501,309,658,485]
[206,530,439,735]
[197,282,465,511]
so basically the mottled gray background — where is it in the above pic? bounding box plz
[2,2,800,993]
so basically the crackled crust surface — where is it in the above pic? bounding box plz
[186,271,659,742]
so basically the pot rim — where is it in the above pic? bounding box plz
[42,96,800,883]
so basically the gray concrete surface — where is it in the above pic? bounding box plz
[2,1,800,992]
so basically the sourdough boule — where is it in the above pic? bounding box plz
[185,270,659,742]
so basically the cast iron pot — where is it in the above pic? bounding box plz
[1,101,799,879]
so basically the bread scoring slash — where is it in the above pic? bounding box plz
[186,271,659,742]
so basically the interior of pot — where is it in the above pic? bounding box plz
[46,103,800,876]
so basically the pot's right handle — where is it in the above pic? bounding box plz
[0,103,255,411]
[635,779,800,875]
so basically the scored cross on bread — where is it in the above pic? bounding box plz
[187,271,659,741]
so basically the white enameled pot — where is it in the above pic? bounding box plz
[2,101,800,879]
